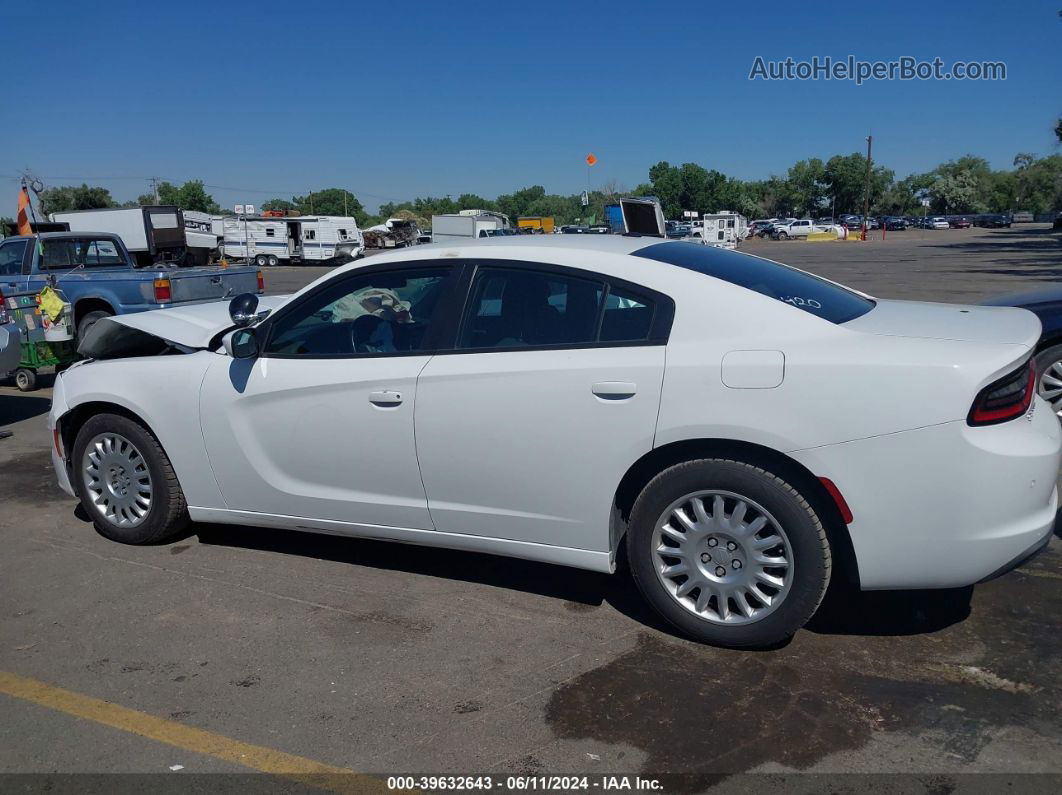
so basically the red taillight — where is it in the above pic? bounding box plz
[968,361,1036,426]
[257,270,265,293]
[53,427,64,459]
[153,278,171,302]
[0,286,7,324]
[819,477,853,524]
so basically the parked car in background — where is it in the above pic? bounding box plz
[929,217,951,230]
[982,214,1012,228]
[49,236,1060,649]
[883,217,907,231]
[748,221,773,238]
[1012,211,1034,224]
[1053,212,1062,231]
[949,217,972,229]
[981,286,1062,416]
[773,219,821,239]
[0,232,262,339]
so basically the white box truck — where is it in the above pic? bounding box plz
[49,206,187,267]
[431,213,507,243]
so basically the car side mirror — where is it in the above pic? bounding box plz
[224,327,259,359]
[229,293,259,327]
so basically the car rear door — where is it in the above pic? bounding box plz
[199,262,460,528]
[414,261,672,554]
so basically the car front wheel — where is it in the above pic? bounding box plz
[628,459,831,648]
[72,412,190,545]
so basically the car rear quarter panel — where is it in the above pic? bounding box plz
[655,286,1038,453]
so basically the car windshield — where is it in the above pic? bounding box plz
[632,242,875,324]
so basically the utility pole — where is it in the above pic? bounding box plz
[861,135,872,240]
[148,177,161,205]
[309,191,314,215]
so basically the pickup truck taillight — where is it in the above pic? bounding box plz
[257,270,265,293]
[967,360,1036,426]
[153,278,171,302]
[0,286,8,324]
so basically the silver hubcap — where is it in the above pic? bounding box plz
[1038,360,1062,416]
[652,490,793,625]
[82,433,152,527]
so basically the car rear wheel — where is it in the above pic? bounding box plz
[1034,343,1062,417]
[627,459,831,648]
[267,254,279,266]
[72,413,190,545]
[254,254,269,267]
[776,231,788,240]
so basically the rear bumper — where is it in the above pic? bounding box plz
[791,398,1061,589]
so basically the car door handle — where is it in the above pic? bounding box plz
[369,390,403,407]
[592,381,637,400]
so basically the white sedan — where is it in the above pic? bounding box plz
[49,236,1060,648]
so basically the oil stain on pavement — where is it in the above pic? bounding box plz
[545,550,1061,777]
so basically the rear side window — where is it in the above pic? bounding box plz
[40,238,125,269]
[633,242,874,324]
[460,268,603,349]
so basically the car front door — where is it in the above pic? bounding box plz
[199,263,458,529]
[414,262,671,554]
[0,238,29,293]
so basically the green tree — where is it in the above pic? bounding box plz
[785,158,826,216]
[39,184,116,216]
[137,180,222,213]
[292,189,368,226]
[262,198,297,213]
[823,153,893,215]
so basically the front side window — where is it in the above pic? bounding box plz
[0,239,27,275]
[459,268,604,349]
[264,267,450,356]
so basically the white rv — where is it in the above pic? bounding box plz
[695,212,748,249]
[221,215,363,266]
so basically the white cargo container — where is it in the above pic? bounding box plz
[49,206,186,267]
[220,215,363,266]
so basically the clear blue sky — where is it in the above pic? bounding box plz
[2,0,1058,213]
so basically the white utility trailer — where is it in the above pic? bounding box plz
[49,206,187,266]
[221,215,364,266]
[431,213,507,243]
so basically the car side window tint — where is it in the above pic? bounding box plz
[600,286,655,342]
[264,267,450,356]
[459,268,604,349]
[0,240,27,275]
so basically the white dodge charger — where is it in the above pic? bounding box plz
[48,236,1060,648]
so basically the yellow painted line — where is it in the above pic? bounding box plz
[0,670,387,793]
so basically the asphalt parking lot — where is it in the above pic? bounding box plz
[2,225,1061,788]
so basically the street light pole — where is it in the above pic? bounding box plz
[862,135,872,240]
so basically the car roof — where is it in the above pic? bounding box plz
[414,233,665,256]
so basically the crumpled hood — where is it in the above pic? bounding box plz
[105,295,291,348]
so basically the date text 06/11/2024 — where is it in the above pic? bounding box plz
[386,776,664,791]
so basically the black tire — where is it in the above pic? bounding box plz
[77,310,111,340]
[255,254,269,267]
[627,458,831,649]
[14,368,37,392]
[267,254,279,266]
[71,412,190,545]
[776,231,788,240]
[1033,343,1062,415]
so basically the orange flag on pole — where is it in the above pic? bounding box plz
[16,186,33,235]
[585,153,598,167]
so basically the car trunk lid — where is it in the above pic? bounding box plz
[843,299,1041,349]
